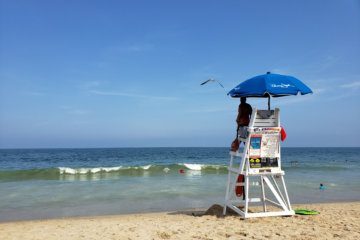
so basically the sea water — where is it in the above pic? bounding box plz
[0,147,359,221]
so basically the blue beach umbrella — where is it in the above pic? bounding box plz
[228,72,313,110]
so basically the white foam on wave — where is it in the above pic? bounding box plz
[102,166,123,172]
[141,165,152,170]
[90,168,101,173]
[58,164,222,174]
[58,166,123,174]
[183,163,204,171]
[78,168,90,174]
[59,167,77,174]
[203,164,225,170]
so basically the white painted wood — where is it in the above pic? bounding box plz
[281,175,293,210]
[271,175,287,206]
[248,198,261,202]
[263,176,288,211]
[265,198,283,208]
[246,211,294,218]
[244,171,249,213]
[248,171,284,176]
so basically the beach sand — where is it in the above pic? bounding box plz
[0,202,359,240]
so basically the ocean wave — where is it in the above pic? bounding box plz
[0,163,228,181]
[0,161,352,182]
[58,166,124,174]
[181,163,224,171]
[56,164,227,175]
[182,163,203,171]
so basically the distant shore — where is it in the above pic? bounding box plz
[1,202,359,240]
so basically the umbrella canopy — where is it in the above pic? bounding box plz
[228,72,313,109]
[228,72,312,98]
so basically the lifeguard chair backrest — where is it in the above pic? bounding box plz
[252,108,280,128]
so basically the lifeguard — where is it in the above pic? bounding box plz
[231,97,252,151]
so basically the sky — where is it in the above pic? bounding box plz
[0,0,359,148]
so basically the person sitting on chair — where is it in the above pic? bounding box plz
[236,97,252,144]
[231,97,253,151]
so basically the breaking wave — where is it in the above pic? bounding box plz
[0,162,353,182]
[0,163,228,181]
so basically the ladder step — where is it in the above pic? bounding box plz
[249,198,261,203]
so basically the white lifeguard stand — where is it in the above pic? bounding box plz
[223,108,295,218]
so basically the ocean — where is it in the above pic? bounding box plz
[0,147,359,222]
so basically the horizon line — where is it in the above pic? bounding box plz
[0,146,359,150]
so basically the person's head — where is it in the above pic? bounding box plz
[240,97,246,104]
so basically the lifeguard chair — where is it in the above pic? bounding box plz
[223,108,294,218]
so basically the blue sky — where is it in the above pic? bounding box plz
[0,0,359,148]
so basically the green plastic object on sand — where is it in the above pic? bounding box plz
[294,209,320,215]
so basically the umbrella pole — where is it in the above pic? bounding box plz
[268,96,270,110]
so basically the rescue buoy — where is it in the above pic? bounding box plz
[280,126,287,141]
[235,174,245,198]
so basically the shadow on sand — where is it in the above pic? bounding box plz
[167,204,243,218]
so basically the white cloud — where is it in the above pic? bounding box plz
[312,88,326,94]
[90,90,178,101]
[340,81,360,89]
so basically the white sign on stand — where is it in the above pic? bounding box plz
[248,127,281,174]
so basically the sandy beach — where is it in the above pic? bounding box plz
[1,202,359,240]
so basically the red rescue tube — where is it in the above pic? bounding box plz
[280,126,287,141]
[235,174,245,197]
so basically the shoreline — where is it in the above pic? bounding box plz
[1,199,359,224]
[1,201,359,239]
